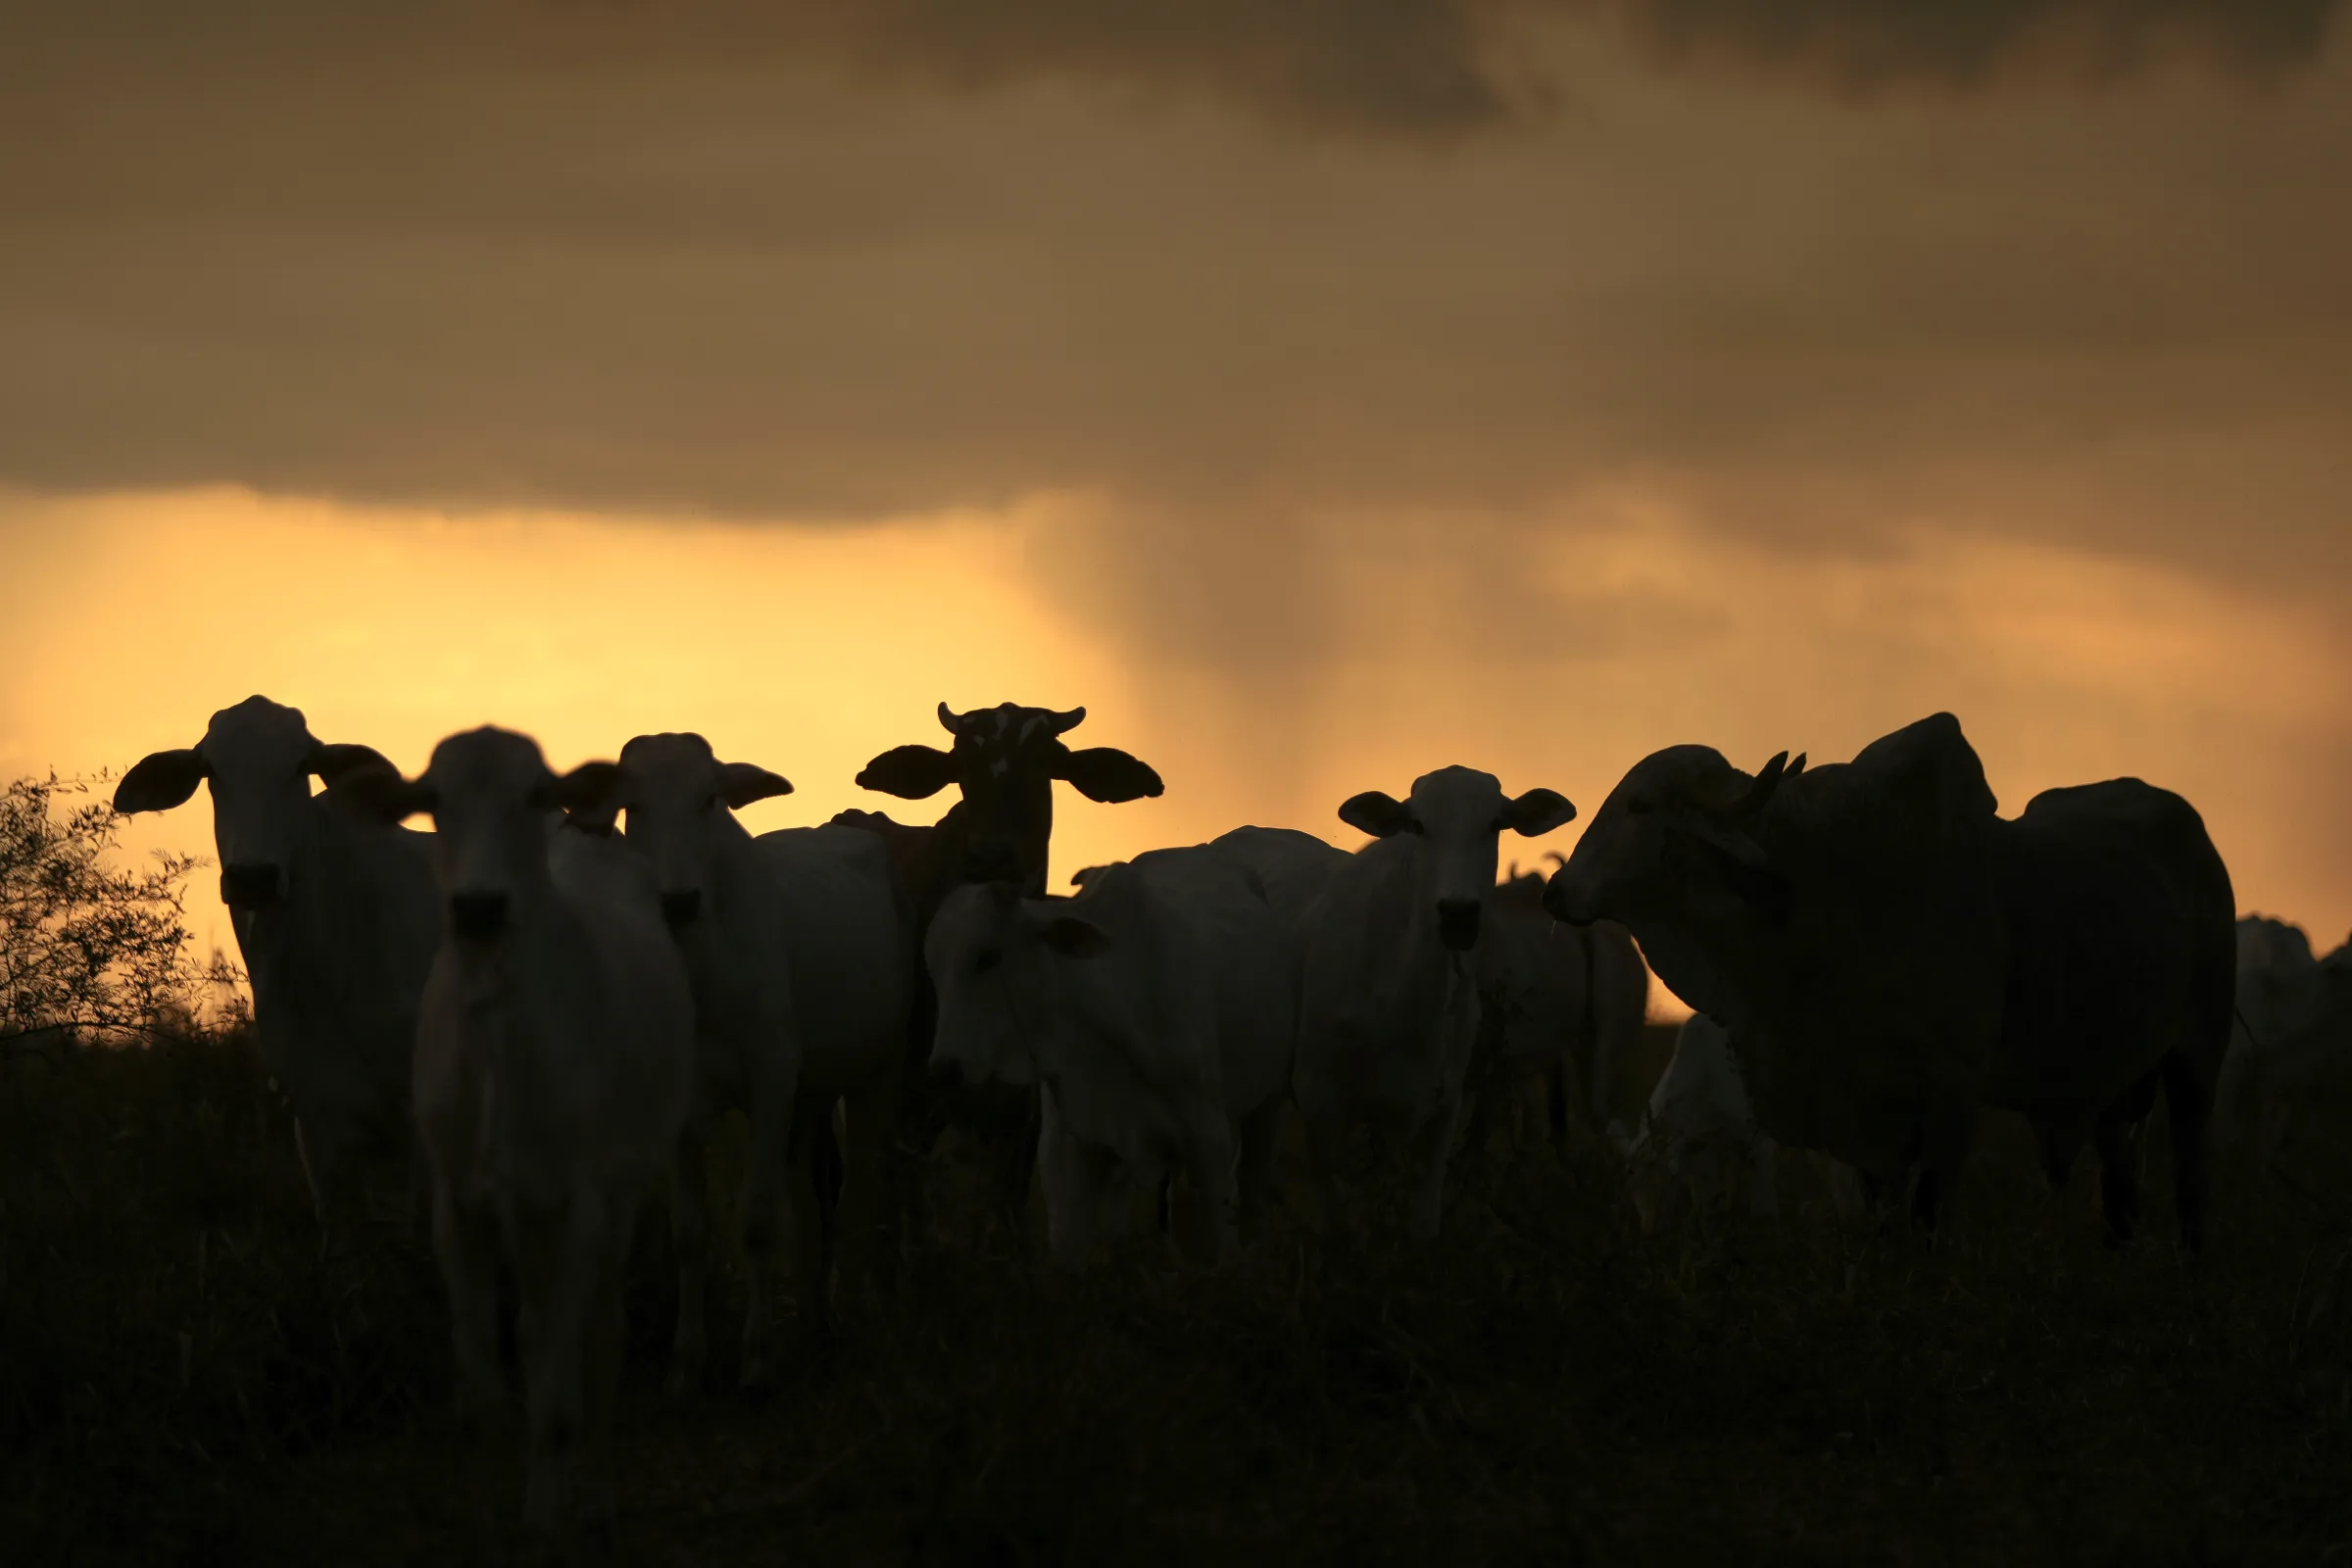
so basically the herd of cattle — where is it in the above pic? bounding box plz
[104,696,2346,1548]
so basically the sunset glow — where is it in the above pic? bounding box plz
[6,484,2342,1009]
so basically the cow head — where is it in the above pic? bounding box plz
[113,696,394,910]
[337,728,615,942]
[857,702,1162,891]
[1339,765,1576,953]
[924,880,1112,1088]
[571,733,792,929]
[1543,746,1803,931]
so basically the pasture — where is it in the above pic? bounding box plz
[5,1019,2345,1564]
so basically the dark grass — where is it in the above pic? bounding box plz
[5,1025,2349,1564]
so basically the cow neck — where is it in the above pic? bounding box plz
[1621,904,1784,1063]
[446,872,596,1175]
[1364,837,1466,1018]
[706,808,764,926]
[235,796,383,1067]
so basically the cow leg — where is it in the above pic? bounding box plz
[763,1093,836,1379]
[514,1187,599,1550]
[1296,1085,1352,1238]
[738,1067,806,1389]
[2093,1075,2157,1245]
[835,1079,901,1313]
[295,1114,365,1260]
[579,1193,637,1557]
[1544,1058,1571,1149]
[1235,1101,1286,1249]
[2160,1050,2215,1254]
[431,1178,507,1537]
[1911,1093,1976,1235]
[1177,1111,1240,1266]
[664,1122,710,1398]
[1402,1089,1461,1244]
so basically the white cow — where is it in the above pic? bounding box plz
[114,696,439,1238]
[1292,766,1576,1241]
[342,728,693,1552]
[927,843,1298,1263]
[581,732,906,1392]
[1626,1014,1781,1229]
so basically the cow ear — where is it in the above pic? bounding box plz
[1054,746,1163,804]
[114,749,208,814]
[1039,914,1112,958]
[858,744,958,800]
[309,742,395,787]
[336,762,437,823]
[546,760,620,815]
[717,761,794,808]
[1337,790,1415,838]
[1498,787,1576,838]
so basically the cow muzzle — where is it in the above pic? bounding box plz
[448,891,510,941]
[220,861,286,909]
[660,889,702,928]
[1542,873,1596,927]
[1437,898,1483,952]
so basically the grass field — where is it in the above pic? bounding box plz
[4,1022,2347,1564]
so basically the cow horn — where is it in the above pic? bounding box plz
[1736,752,1793,817]
[1044,706,1086,736]
[938,702,965,736]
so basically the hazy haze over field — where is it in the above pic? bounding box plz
[3,0,2347,974]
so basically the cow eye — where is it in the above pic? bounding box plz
[974,949,1003,973]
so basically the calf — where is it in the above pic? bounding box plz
[342,729,693,1552]
[115,696,438,1239]
[1293,766,1576,1240]
[925,843,1296,1262]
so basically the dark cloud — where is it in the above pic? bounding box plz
[1611,1,2342,91]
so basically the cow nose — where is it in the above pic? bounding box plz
[661,890,702,927]
[1437,898,1484,952]
[1542,873,1593,927]
[448,891,509,940]
[220,862,285,909]
[928,1051,968,1089]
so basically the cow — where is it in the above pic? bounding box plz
[1623,1013,1781,1230]
[925,842,1296,1263]
[574,733,906,1393]
[838,703,1163,1241]
[2219,922,2349,1191]
[113,696,439,1242]
[2241,941,2352,1198]
[1544,713,2010,1228]
[1988,778,2236,1250]
[1292,766,1577,1241]
[2217,915,2325,1161]
[339,728,693,1553]
[1459,868,1650,1158]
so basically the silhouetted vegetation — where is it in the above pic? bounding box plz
[1,774,2345,1561]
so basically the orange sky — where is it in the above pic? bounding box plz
[4,4,2348,995]
[4,486,2343,1007]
